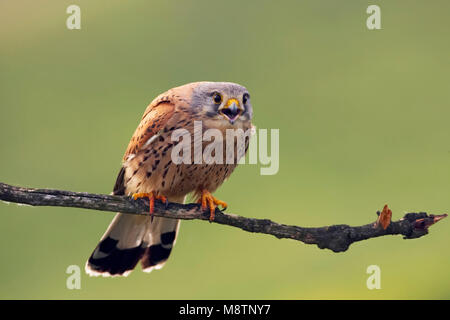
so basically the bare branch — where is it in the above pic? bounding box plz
[0,182,447,252]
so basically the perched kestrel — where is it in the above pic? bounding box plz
[86,82,253,277]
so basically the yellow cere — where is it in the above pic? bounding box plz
[224,98,241,109]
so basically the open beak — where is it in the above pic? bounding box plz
[219,98,244,124]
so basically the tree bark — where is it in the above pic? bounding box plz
[0,182,446,252]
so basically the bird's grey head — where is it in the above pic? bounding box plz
[191,81,253,125]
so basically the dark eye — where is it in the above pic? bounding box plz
[212,92,222,104]
[243,93,250,105]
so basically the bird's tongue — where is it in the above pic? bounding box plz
[222,108,239,120]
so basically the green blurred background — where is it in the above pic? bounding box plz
[1,0,449,299]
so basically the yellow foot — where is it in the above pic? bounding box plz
[132,192,168,214]
[197,189,227,221]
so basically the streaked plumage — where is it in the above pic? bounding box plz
[86,81,253,277]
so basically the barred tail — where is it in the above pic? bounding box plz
[85,196,183,277]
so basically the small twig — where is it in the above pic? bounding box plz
[0,182,447,252]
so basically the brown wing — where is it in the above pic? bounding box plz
[114,83,197,193]
[112,101,176,194]
[113,166,126,195]
[123,102,176,160]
